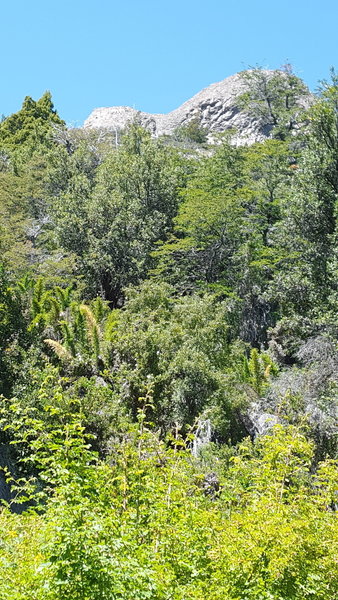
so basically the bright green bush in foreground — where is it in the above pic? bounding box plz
[0,404,337,600]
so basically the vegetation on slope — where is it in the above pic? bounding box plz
[0,68,337,598]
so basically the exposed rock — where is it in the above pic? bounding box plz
[84,105,159,136]
[243,402,281,438]
[201,472,220,498]
[248,404,280,437]
[84,71,311,145]
[192,418,212,457]
[268,336,338,439]
[240,335,338,450]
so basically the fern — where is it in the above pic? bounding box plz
[74,308,87,350]
[246,349,278,395]
[104,310,119,343]
[17,273,34,293]
[48,296,62,324]
[249,348,262,395]
[55,285,74,310]
[80,305,97,332]
[31,280,51,321]
[28,313,46,332]
[60,321,76,357]
[80,305,101,363]
[91,296,107,323]
[44,339,72,362]
[242,355,251,381]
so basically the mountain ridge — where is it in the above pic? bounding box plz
[83,70,311,144]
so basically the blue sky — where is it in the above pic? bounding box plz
[2,0,338,125]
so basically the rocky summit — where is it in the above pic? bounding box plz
[84,72,263,145]
[83,71,310,145]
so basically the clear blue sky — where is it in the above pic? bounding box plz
[2,0,338,125]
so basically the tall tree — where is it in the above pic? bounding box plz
[0,92,64,156]
[51,125,187,303]
[239,65,310,141]
[268,73,338,318]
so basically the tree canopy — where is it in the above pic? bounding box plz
[0,71,337,598]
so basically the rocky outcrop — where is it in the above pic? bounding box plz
[84,71,305,145]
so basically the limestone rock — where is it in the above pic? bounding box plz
[84,71,304,145]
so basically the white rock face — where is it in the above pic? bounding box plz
[83,71,308,145]
[84,106,159,136]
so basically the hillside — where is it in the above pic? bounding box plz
[84,69,312,144]
[0,67,337,598]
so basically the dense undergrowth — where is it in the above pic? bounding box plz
[0,68,337,598]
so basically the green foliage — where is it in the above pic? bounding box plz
[0,407,337,599]
[266,79,338,317]
[155,135,296,345]
[21,279,113,374]
[0,75,337,599]
[243,348,278,395]
[239,65,310,140]
[0,268,31,395]
[155,138,246,288]
[0,172,34,272]
[113,281,248,436]
[0,92,64,155]
[173,117,209,145]
[49,124,187,302]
